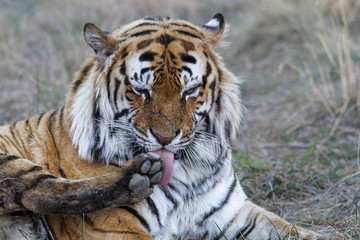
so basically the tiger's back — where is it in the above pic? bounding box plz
[0,14,319,239]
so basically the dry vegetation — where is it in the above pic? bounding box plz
[0,0,359,239]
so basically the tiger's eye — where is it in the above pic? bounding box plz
[184,88,196,95]
[182,87,198,102]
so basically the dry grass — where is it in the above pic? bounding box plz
[1,0,359,239]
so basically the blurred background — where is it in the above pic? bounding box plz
[0,0,359,238]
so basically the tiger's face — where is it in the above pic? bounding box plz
[126,36,212,153]
[70,14,242,181]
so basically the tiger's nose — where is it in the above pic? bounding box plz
[149,128,180,145]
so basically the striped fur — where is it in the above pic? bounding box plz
[0,14,319,239]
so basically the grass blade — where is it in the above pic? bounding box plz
[299,141,316,168]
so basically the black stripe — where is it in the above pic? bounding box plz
[133,72,139,82]
[236,218,250,239]
[129,30,157,38]
[181,66,192,76]
[202,62,212,88]
[144,17,155,21]
[124,76,130,86]
[137,39,155,50]
[169,51,177,61]
[120,47,129,59]
[195,111,209,122]
[125,89,136,95]
[139,51,157,62]
[225,120,232,141]
[133,22,159,28]
[203,51,208,58]
[215,89,222,112]
[156,34,175,47]
[14,175,56,205]
[236,210,259,239]
[12,166,43,178]
[113,78,122,110]
[59,168,67,178]
[118,206,150,232]
[242,218,257,238]
[0,154,20,164]
[213,197,248,240]
[124,22,159,35]
[146,197,162,226]
[144,16,170,21]
[125,95,134,102]
[161,187,178,210]
[37,214,55,240]
[72,61,93,92]
[209,79,216,105]
[48,110,60,160]
[72,79,84,92]
[169,23,198,32]
[181,54,196,64]
[120,62,126,75]
[175,30,201,39]
[91,98,103,161]
[106,60,118,102]
[180,40,195,51]
[199,177,237,224]
[50,109,58,119]
[8,123,20,149]
[114,108,129,120]
[59,106,65,127]
[37,113,45,126]
[140,67,152,75]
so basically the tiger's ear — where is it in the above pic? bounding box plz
[200,13,226,45]
[83,23,117,59]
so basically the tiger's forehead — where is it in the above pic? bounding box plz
[113,17,210,90]
[111,16,205,43]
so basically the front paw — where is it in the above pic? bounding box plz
[126,153,162,203]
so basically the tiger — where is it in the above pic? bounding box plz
[0,14,320,239]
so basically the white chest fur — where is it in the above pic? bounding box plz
[138,159,247,240]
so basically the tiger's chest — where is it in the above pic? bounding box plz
[138,164,247,240]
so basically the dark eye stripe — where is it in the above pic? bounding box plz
[139,51,158,62]
[141,67,152,75]
[181,54,196,64]
[181,66,192,76]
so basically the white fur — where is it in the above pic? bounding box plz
[205,18,220,28]
[70,69,97,160]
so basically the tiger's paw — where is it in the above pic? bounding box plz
[127,153,162,203]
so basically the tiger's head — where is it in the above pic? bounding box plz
[68,14,243,184]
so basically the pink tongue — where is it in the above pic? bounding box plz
[151,149,174,186]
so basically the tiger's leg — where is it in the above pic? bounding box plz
[230,200,319,240]
[0,152,162,215]
[47,207,153,240]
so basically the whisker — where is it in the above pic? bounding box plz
[179,130,229,170]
